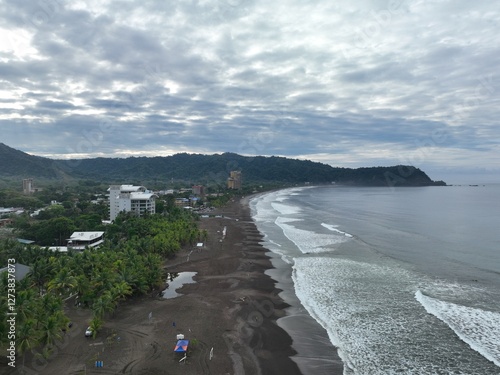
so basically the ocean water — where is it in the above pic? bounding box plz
[250,185,500,375]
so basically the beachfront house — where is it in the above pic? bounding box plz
[67,231,105,251]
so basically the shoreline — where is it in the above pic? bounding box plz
[246,193,344,375]
[5,194,342,374]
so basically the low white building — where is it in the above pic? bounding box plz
[109,185,157,221]
[67,231,105,250]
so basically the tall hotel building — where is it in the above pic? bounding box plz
[227,171,242,189]
[108,185,157,221]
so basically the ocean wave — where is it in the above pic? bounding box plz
[275,217,347,253]
[271,202,302,215]
[321,223,353,237]
[292,257,500,374]
[250,192,279,222]
[415,290,500,367]
[250,187,305,221]
[252,185,500,374]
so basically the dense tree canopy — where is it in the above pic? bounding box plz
[0,205,204,361]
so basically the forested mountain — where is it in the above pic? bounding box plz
[0,143,63,179]
[0,143,446,186]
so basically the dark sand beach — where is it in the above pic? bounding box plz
[6,196,334,375]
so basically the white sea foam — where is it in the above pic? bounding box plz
[275,186,308,201]
[321,223,353,237]
[260,238,294,264]
[415,290,500,367]
[292,257,499,374]
[293,257,423,374]
[251,192,279,222]
[268,239,282,247]
[276,217,346,254]
[271,202,302,215]
[276,217,302,224]
[251,187,306,221]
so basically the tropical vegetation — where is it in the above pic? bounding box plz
[0,201,204,364]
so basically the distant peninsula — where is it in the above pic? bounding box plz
[0,143,446,187]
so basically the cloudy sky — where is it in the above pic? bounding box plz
[1,0,499,183]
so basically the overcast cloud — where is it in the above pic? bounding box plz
[1,0,499,183]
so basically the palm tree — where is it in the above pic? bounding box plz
[16,289,37,323]
[91,269,115,294]
[143,253,163,289]
[91,297,107,320]
[47,268,76,296]
[117,267,137,287]
[29,258,51,295]
[39,293,63,317]
[78,249,96,275]
[88,316,103,339]
[38,313,65,348]
[110,281,132,305]
[17,318,38,370]
[92,292,116,319]
[73,275,91,305]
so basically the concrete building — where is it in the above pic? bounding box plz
[227,171,242,189]
[192,185,205,196]
[22,178,34,194]
[109,185,157,221]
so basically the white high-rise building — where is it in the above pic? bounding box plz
[108,185,157,221]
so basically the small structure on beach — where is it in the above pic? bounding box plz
[174,335,190,363]
[174,339,189,353]
[174,334,189,364]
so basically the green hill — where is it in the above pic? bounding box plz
[0,143,62,179]
[0,143,446,187]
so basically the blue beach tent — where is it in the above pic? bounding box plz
[174,339,189,353]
